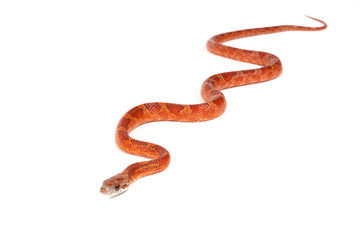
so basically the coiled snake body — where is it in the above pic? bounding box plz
[100,16,326,196]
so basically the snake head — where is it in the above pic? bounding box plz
[100,172,130,197]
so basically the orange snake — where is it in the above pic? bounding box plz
[100,16,327,197]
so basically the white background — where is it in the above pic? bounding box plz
[1,0,360,239]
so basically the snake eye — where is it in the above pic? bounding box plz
[115,185,120,190]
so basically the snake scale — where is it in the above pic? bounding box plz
[100,16,327,197]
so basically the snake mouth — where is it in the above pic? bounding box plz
[100,185,129,197]
[109,189,128,198]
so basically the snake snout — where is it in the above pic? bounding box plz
[100,185,111,195]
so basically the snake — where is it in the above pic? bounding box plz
[100,16,327,197]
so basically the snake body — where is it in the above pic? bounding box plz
[100,16,326,196]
